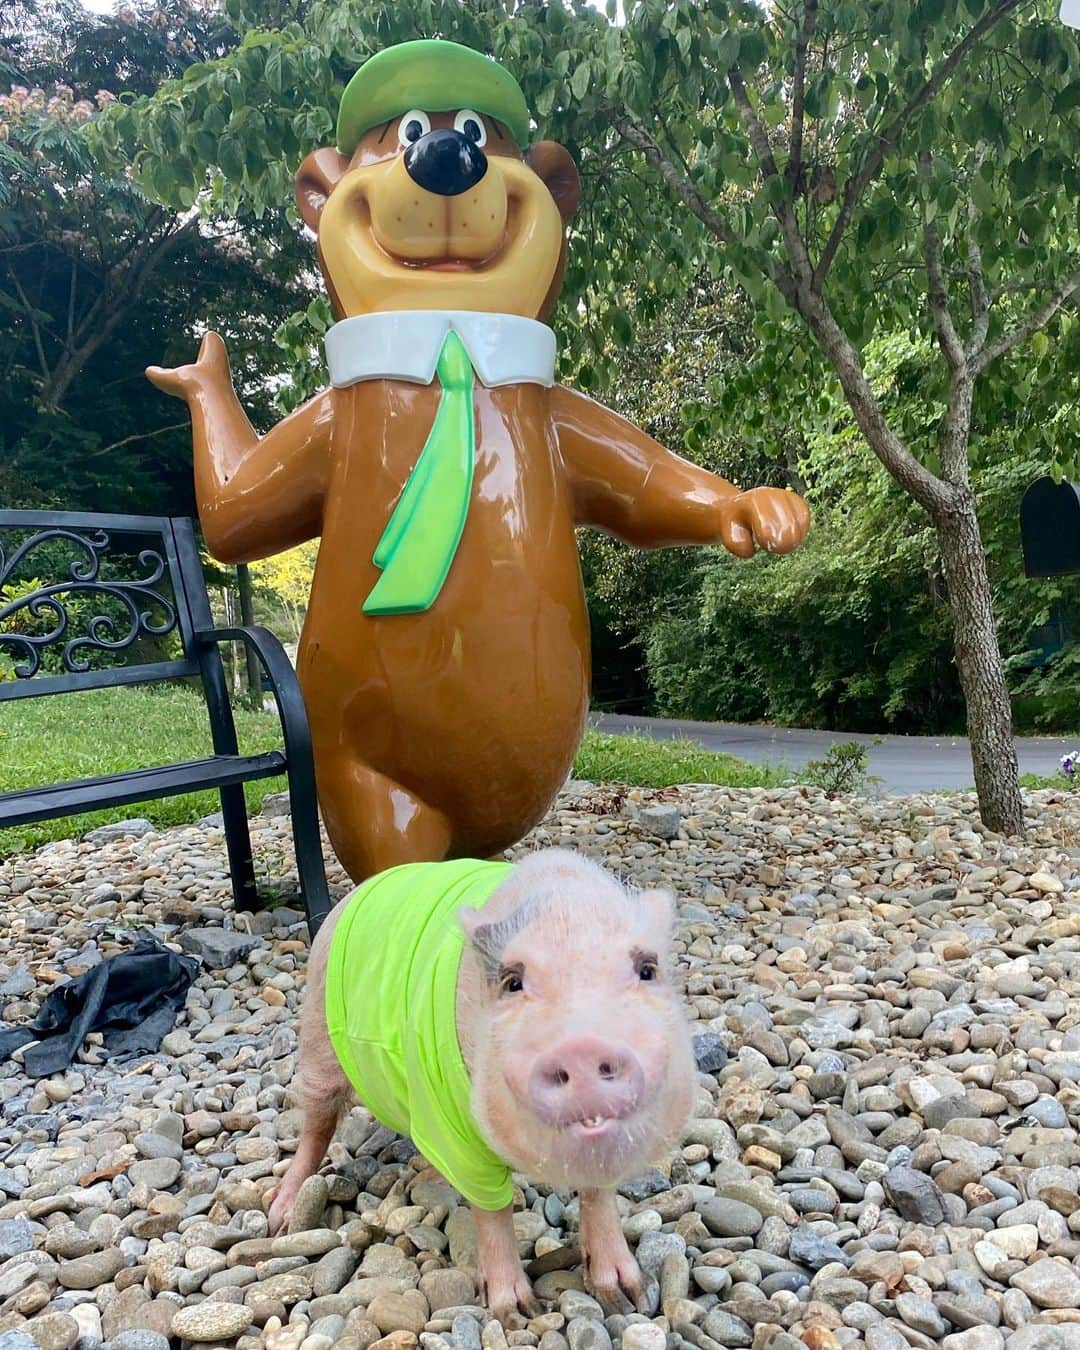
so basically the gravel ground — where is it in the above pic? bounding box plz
[1,782,1079,1350]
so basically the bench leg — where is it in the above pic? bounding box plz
[220,783,259,913]
[287,771,332,938]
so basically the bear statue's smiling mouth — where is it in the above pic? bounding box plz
[359,191,518,277]
[405,258,483,272]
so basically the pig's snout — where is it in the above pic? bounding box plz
[528,1036,645,1128]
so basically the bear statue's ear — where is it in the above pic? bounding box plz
[295,147,351,232]
[525,141,581,223]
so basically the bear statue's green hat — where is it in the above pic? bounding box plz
[336,39,531,156]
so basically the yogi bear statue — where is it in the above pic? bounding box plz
[148,39,811,886]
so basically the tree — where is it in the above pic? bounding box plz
[581,271,805,710]
[251,539,319,642]
[588,310,1080,736]
[106,0,1079,832]
[0,0,315,514]
[642,331,1080,735]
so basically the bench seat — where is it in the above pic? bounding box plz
[0,511,331,933]
[2,752,288,827]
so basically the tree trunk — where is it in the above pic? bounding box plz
[933,491,1025,835]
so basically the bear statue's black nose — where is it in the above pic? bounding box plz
[404,129,488,197]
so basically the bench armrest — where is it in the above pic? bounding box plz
[194,624,315,779]
[195,623,331,933]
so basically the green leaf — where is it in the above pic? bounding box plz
[218,135,245,182]
[571,62,591,102]
[712,29,740,70]
[970,172,995,215]
[1052,80,1080,115]
[1009,149,1044,198]
[611,307,634,344]
[737,29,768,69]
[265,47,283,95]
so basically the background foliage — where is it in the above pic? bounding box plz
[2,0,1077,736]
[0,0,314,515]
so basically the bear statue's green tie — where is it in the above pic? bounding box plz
[363,331,475,617]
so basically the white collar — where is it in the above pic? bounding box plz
[324,310,556,390]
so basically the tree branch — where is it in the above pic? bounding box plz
[89,420,190,457]
[919,153,965,373]
[66,259,77,343]
[988,280,1044,303]
[721,69,952,516]
[964,221,990,360]
[788,0,818,192]
[973,270,1079,373]
[8,268,51,384]
[813,0,1028,289]
[656,109,696,186]
[774,272,955,516]
[728,67,815,283]
[610,113,734,243]
[938,377,975,486]
[41,216,199,410]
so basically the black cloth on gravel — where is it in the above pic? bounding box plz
[0,937,198,1078]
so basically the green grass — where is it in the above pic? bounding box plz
[0,684,287,857]
[574,729,784,789]
[1020,771,1073,790]
[0,686,778,858]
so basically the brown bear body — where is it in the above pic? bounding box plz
[300,379,588,879]
[149,92,811,888]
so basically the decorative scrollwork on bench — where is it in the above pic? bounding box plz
[0,527,178,678]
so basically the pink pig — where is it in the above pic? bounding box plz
[269,848,695,1322]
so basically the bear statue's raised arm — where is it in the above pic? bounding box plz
[148,332,333,564]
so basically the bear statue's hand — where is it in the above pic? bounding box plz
[717,486,810,558]
[146,330,231,403]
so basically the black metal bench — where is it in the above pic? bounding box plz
[0,510,331,934]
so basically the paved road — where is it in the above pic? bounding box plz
[592,713,1075,793]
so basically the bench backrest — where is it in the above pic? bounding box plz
[0,510,219,703]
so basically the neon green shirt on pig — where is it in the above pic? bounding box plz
[324,859,515,1211]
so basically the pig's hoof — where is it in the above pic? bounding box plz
[585,1253,650,1316]
[486,1274,541,1328]
[267,1185,296,1236]
[589,1281,633,1316]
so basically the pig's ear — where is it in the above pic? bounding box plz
[458,907,500,982]
[458,906,485,942]
[636,888,677,950]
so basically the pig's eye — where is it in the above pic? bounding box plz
[633,951,659,982]
[498,965,525,995]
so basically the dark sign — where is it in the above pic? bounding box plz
[1020,476,1080,578]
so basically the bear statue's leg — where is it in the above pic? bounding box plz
[319,753,454,884]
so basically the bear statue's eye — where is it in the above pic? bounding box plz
[453,109,487,148]
[398,109,431,147]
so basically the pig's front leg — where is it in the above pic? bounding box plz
[579,1188,648,1314]
[473,1203,541,1328]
